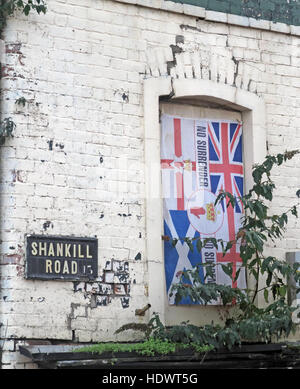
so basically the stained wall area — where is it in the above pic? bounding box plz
[0,0,299,368]
[170,0,300,26]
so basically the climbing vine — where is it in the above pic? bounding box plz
[0,0,47,144]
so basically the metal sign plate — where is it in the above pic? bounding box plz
[25,235,98,281]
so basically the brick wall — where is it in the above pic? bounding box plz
[169,0,300,26]
[0,0,300,368]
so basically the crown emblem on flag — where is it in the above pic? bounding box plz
[206,203,216,222]
[184,159,192,171]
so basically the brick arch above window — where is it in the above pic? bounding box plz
[145,38,263,95]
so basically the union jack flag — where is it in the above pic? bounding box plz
[161,114,246,305]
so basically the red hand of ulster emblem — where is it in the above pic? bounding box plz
[190,207,206,219]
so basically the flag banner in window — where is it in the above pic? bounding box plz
[161,114,246,305]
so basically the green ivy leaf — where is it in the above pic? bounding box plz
[171,238,178,248]
[221,263,233,279]
[252,166,263,184]
[225,241,233,252]
[279,286,286,297]
[23,4,31,15]
[233,268,241,282]
[184,238,193,252]
[261,256,273,274]
[252,268,259,281]
[291,206,298,217]
[266,271,273,287]
[264,289,269,303]
[277,153,284,165]
[196,239,202,253]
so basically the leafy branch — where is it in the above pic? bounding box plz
[0,117,15,144]
[144,306,295,350]
[166,150,300,346]
[0,0,46,29]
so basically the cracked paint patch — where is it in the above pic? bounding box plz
[73,259,131,309]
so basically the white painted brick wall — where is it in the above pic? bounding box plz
[0,0,300,368]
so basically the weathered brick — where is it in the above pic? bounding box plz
[1,0,300,369]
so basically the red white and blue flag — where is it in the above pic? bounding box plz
[161,114,246,305]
